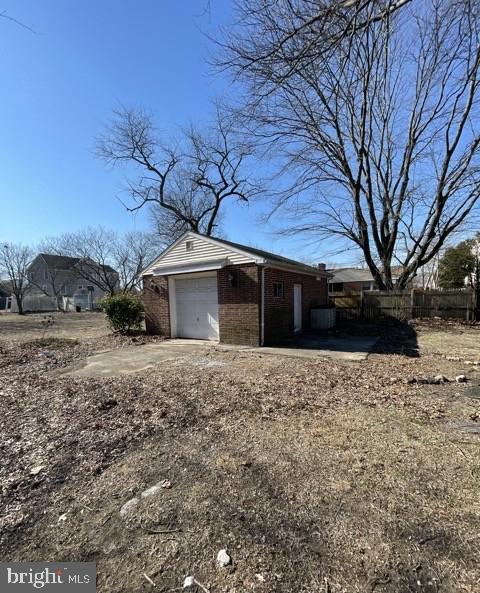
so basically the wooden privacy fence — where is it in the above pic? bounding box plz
[331,289,477,322]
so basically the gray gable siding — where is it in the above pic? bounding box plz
[27,255,107,301]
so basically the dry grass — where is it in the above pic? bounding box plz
[1,316,480,592]
[0,311,110,342]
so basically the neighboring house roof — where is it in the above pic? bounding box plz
[39,253,81,270]
[328,266,403,283]
[36,253,117,275]
[143,231,329,277]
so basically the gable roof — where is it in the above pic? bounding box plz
[36,253,117,275]
[143,231,328,277]
[39,253,80,269]
[210,236,322,274]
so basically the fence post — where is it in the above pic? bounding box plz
[410,288,415,320]
[360,289,364,320]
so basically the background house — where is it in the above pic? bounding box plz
[328,266,405,294]
[23,253,119,312]
[143,232,329,346]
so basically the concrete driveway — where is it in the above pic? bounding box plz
[64,336,378,377]
[64,340,221,377]
[260,335,378,362]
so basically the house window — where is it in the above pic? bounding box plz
[273,281,284,298]
[186,240,194,251]
[87,285,94,292]
[329,282,344,292]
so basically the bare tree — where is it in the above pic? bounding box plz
[63,228,121,295]
[0,10,37,34]
[96,107,259,243]
[220,0,480,289]
[42,228,155,294]
[28,253,69,312]
[217,0,412,89]
[111,231,158,292]
[0,243,33,315]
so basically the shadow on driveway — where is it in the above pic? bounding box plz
[280,320,419,360]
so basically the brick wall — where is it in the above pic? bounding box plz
[264,268,327,344]
[217,264,260,346]
[143,266,327,346]
[142,275,171,336]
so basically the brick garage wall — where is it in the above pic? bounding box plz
[142,274,171,336]
[264,268,328,344]
[217,264,260,346]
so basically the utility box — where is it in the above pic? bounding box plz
[311,307,336,330]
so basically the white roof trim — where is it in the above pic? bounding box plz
[152,258,228,276]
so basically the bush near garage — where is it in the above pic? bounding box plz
[101,294,144,334]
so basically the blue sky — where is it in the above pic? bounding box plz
[0,0,355,266]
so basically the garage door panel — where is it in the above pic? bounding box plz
[175,276,219,340]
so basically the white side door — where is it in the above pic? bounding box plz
[293,283,302,333]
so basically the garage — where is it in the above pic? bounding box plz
[174,275,219,340]
[143,231,329,345]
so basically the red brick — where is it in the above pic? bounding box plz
[263,268,327,344]
[143,265,328,346]
[143,275,170,336]
[217,264,260,346]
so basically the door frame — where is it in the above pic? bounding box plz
[293,283,302,333]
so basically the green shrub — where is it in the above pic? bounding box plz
[101,294,144,334]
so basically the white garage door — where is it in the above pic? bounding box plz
[175,275,219,340]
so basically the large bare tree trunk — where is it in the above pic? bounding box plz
[220,0,480,289]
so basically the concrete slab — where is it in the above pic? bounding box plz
[62,336,377,377]
[64,340,218,377]
[248,336,378,362]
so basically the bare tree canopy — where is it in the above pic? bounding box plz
[41,227,156,294]
[0,243,33,315]
[220,0,480,289]
[218,0,412,87]
[97,107,259,244]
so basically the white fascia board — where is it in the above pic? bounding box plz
[152,258,228,276]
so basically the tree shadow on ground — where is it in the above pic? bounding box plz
[332,319,420,357]
[284,319,419,358]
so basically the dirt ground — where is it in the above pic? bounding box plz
[1,314,480,593]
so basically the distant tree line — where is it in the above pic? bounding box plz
[0,227,157,314]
